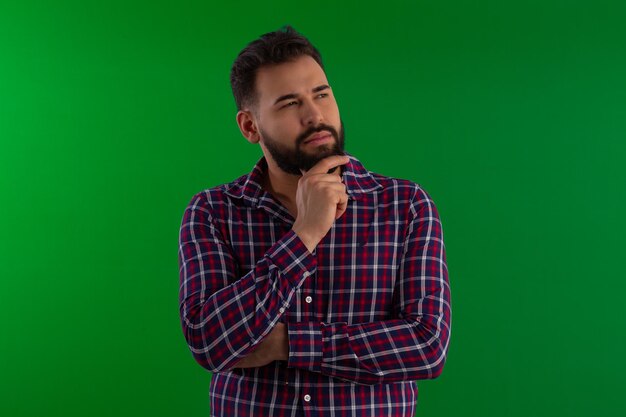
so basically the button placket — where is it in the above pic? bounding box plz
[299,269,315,318]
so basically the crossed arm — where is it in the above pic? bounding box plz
[178,185,450,384]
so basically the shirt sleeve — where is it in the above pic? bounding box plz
[178,192,316,373]
[287,186,451,385]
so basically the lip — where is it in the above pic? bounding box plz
[304,132,333,144]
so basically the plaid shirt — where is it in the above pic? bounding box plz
[178,155,451,416]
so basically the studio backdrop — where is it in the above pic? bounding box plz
[1,1,625,416]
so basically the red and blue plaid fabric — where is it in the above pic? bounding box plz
[179,155,451,416]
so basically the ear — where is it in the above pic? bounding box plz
[236,110,260,144]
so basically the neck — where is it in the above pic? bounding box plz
[264,164,300,201]
[262,159,300,217]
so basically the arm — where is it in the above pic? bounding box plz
[287,187,451,385]
[179,156,350,372]
[178,192,315,373]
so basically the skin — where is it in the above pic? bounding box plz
[233,55,349,368]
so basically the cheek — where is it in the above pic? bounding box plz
[326,104,341,126]
[261,117,299,141]
[271,117,299,137]
[325,98,340,118]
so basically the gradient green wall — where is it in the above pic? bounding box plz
[2,1,625,416]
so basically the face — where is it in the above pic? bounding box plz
[244,55,344,175]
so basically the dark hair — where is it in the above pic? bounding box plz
[230,25,324,111]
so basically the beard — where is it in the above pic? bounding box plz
[260,121,345,175]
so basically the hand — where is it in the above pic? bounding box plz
[233,323,288,368]
[292,155,350,252]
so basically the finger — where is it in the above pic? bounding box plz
[335,194,349,219]
[331,189,348,204]
[304,155,350,175]
[313,182,346,194]
[307,175,344,185]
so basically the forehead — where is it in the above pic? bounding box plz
[255,55,328,105]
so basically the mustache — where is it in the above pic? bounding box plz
[296,124,339,146]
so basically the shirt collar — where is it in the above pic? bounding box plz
[223,154,383,206]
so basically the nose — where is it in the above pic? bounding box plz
[301,100,324,126]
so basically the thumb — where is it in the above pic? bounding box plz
[335,196,348,219]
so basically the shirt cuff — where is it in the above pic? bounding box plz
[287,321,323,372]
[265,230,317,289]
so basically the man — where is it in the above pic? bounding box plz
[179,26,451,416]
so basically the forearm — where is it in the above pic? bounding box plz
[233,323,289,368]
[287,313,450,385]
[180,224,315,373]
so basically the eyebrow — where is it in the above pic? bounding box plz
[273,84,331,105]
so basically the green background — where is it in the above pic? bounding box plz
[2,0,625,416]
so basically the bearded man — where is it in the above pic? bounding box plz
[178,25,451,417]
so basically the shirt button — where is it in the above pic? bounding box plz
[279,307,285,313]
[305,296,313,304]
[304,394,311,402]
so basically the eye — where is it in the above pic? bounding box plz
[281,100,298,108]
[316,93,328,99]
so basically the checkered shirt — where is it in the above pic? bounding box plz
[178,155,451,416]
